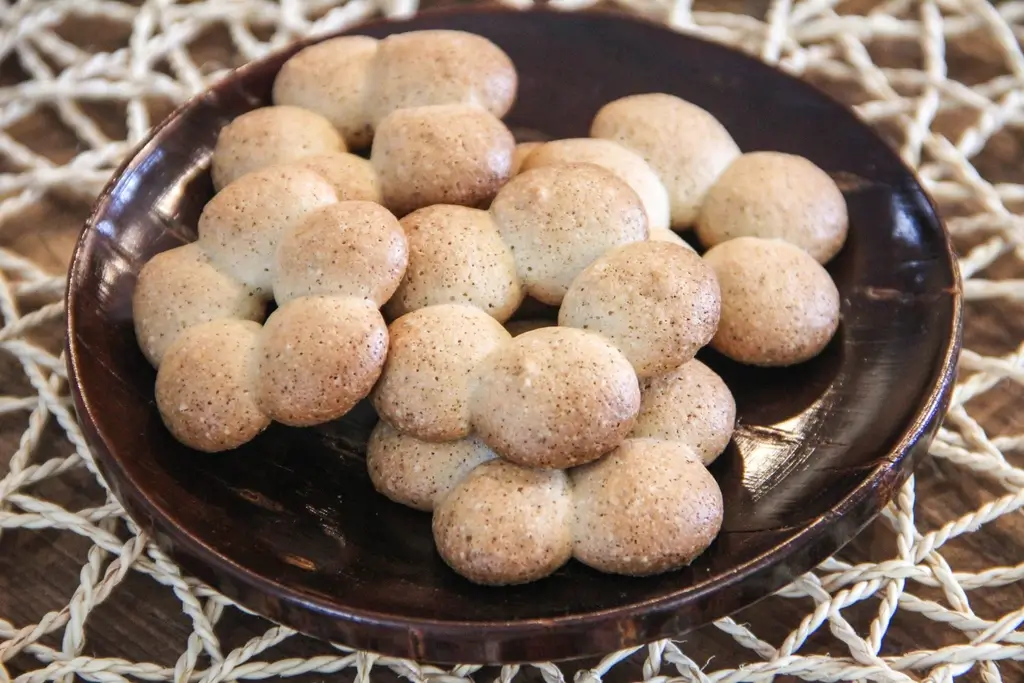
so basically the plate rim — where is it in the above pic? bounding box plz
[65,5,965,664]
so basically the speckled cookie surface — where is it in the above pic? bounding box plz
[470,326,641,469]
[197,165,337,295]
[373,304,511,442]
[433,459,573,586]
[489,163,649,305]
[257,296,388,427]
[210,106,346,190]
[631,360,736,464]
[697,151,848,263]
[155,320,270,453]
[273,201,408,307]
[571,438,724,576]
[591,93,740,228]
[385,205,523,322]
[366,30,516,126]
[272,36,379,149]
[371,104,515,216]
[703,236,841,366]
[367,420,496,512]
[132,243,266,367]
[521,138,671,231]
[290,153,382,204]
[559,241,721,378]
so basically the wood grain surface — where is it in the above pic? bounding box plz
[2,1,1023,680]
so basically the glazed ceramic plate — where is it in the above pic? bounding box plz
[66,7,961,665]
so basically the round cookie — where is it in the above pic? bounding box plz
[571,438,724,576]
[520,138,671,231]
[470,326,641,469]
[385,205,523,322]
[273,201,408,307]
[211,106,346,190]
[257,296,388,427]
[489,163,648,305]
[132,243,266,367]
[367,420,496,512]
[372,304,511,442]
[155,320,269,452]
[631,360,736,465]
[558,241,721,378]
[510,141,542,175]
[703,237,840,366]
[433,459,573,585]
[290,153,381,204]
[367,30,516,126]
[198,165,337,295]
[591,93,740,227]
[272,36,379,149]
[371,104,515,216]
[648,227,696,251]
[696,151,848,264]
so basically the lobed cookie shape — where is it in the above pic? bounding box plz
[385,205,524,322]
[272,30,517,150]
[572,438,724,576]
[210,106,346,191]
[257,296,388,427]
[373,304,511,442]
[703,236,840,366]
[433,459,573,586]
[155,320,270,453]
[273,201,408,307]
[371,104,515,216]
[591,93,740,228]
[198,165,337,295]
[132,243,266,367]
[272,36,379,149]
[141,192,410,449]
[470,326,641,469]
[559,241,721,378]
[290,153,382,204]
[697,151,848,264]
[367,421,496,512]
[367,30,517,127]
[631,360,736,465]
[520,138,671,231]
[489,163,649,305]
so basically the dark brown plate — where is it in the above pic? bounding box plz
[66,7,962,665]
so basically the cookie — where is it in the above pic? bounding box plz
[591,93,739,227]
[211,106,345,190]
[373,304,511,442]
[470,326,640,468]
[572,438,724,576]
[559,240,721,378]
[697,151,848,264]
[489,163,648,305]
[385,205,523,322]
[703,236,841,366]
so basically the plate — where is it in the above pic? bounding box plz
[66,7,962,665]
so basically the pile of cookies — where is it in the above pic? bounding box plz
[131,28,846,585]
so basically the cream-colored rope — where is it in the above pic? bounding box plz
[1,0,1023,681]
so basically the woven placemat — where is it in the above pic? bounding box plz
[1,0,1023,681]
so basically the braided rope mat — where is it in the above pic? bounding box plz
[2,0,1024,681]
